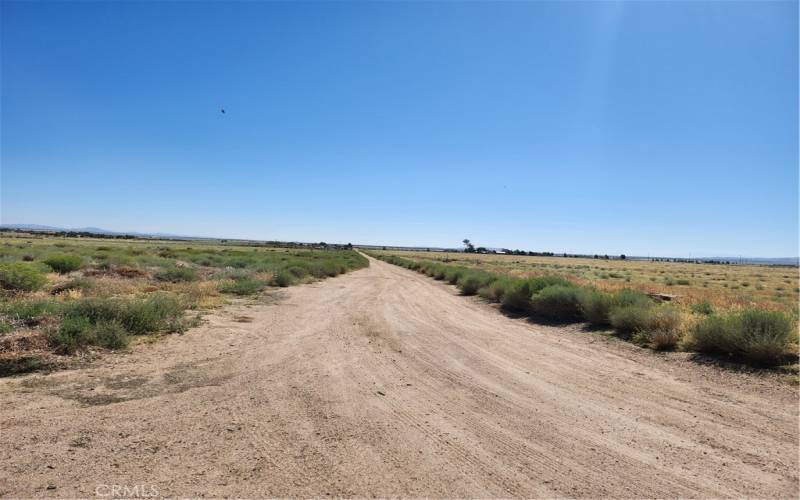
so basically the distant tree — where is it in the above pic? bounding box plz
[382,246,387,250]
[593,254,599,259]
[620,254,626,260]
[346,243,353,249]
[476,247,487,253]
[604,254,610,260]
[462,239,475,253]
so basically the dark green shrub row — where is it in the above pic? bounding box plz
[375,254,797,366]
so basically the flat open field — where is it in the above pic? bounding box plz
[1,254,797,498]
[0,234,366,374]
[374,250,799,314]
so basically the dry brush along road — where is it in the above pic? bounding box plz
[1,254,798,498]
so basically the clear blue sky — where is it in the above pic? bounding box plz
[1,1,797,257]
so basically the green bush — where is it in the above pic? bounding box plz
[456,271,495,296]
[271,270,294,287]
[62,293,184,336]
[629,307,682,349]
[49,316,94,353]
[286,265,309,279]
[502,281,532,312]
[443,267,464,285]
[478,278,513,302]
[154,266,198,282]
[687,309,795,365]
[123,293,184,334]
[613,289,652,308]
[530,285,586,322]
[0,320,13,334]
[579,290,614,327]
[528,276,574,294]
[609,304,653,334]
[54,277,95,293]
[691,301,714,315]
[1,299,61,324]
[218,277,266,295]
[211,269,252,281]
[44,254,83,274]
[48,318,129,353]
[0,263,48,292]
[92,320,129,349]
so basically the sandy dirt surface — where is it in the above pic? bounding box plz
[1,255,798,498]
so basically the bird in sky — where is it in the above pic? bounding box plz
[220,107,225,114]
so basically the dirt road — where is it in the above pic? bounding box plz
[1,255,797,498]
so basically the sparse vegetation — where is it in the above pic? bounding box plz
[374,252,798,367]
[154,266,198,282]
[0,234,368,374]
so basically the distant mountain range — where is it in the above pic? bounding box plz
[2,223,797,266]
[0,223,194,240]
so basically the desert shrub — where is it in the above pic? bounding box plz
[430,265,446,280]
[0,320,12,334]
[154,267,197,282]
[49,316,94,353]
[445,267,466,285]
[456,271,495,296]
[91,320,129,349]
[271,270,294,287]
[529,285,586,322]
[687,309,795,365]
[307,261,341,278]
[477,277,513,302]
[124,294,184,334]
[677,279,691,286]
[579,290,613,327]
[0,263,48,292]
[528,276,574,294]
[501,280,532,312]
[212,269,252,281]
[635,328,682,351]
[630,307,681,347]
[43,254,82,274]
[62,293,184,336]
[50,277,95,295]
[612,289,652,308]
[644,306,682,332]
[691,301,714,315]
[218,277,266,295]
[49,318,129,353]
[226,258,251,269]
[609,304,652,334]
[1,299,61,324]
[286,265,309,279]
